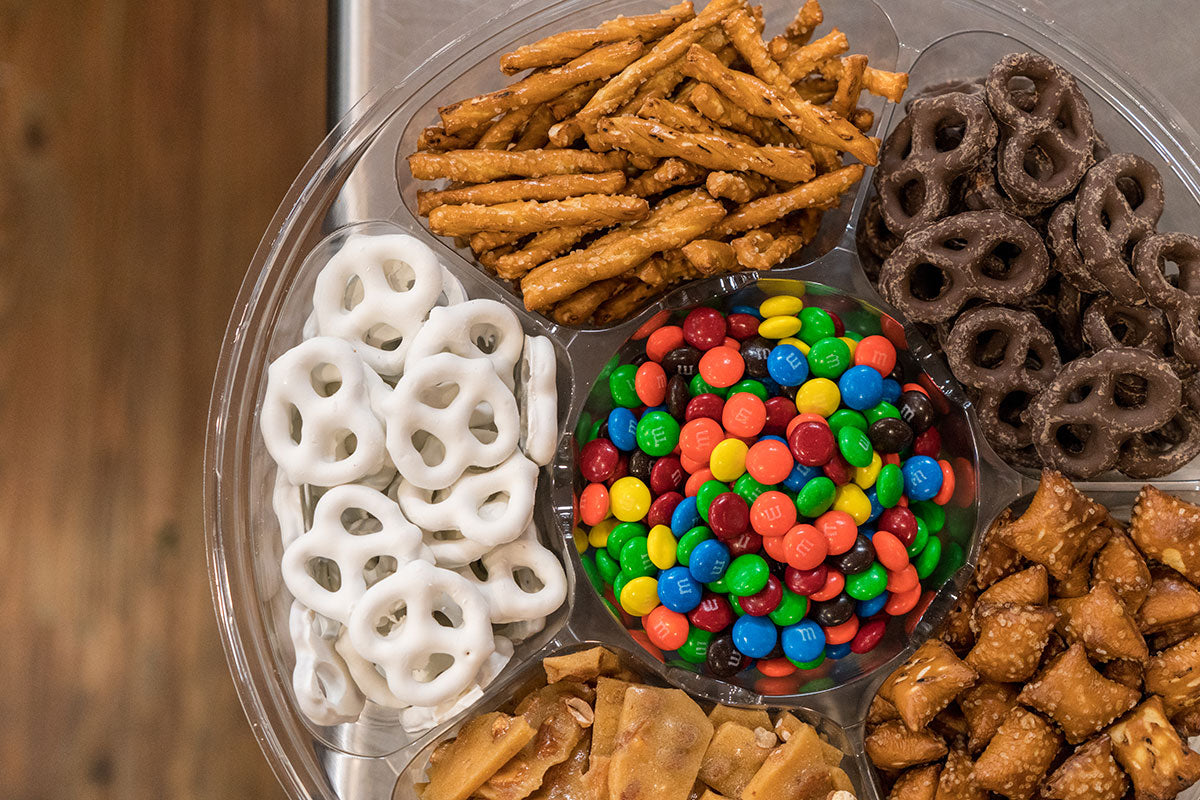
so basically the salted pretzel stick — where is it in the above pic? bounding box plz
[594,281,659,324]
[731,227,805,270]
[636,97,756,144]
[469,230,524,254]
[576,0,742,132]
[722,8,795,92]
[429,194,649,235]
[521,189,726,310]
[475,104,538,151]
[622,158,708,197]
[617,28,730,118]
[408,149,626,182]
[439,40,644,134]
[417,123,485,152]
[550,277,624,324]
[549,81,601,120]
[681,44,877,164]
[830,54,868,118]
[596,116,816,183]
[711,162,863,236]
[705,170,771,202]
[768,0,823,55]
[478,244,517,270]
[681,239,739,274]
[499,2,695,75]
[513,105,555,150]
[493,224,597,280]
[849,108,874,132]
[632,251,698,287]
[417,171,627,215]
[688,84,796,145]
[820,59,908,103]
[777,29,849,80]
[794,77,838,103]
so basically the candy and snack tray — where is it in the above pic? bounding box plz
[203,0,1200,798]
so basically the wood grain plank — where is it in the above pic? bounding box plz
[0,1,325,796]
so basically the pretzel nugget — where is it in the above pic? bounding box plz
[971,708,1061,800]
[499,2,695,74]
[1091,533,1152,612]
[1042,736,1128,800]
[428,195,649,236]
[865,720,948,772]
[940,586,977,652]
[521,189,726,310]
[1145,634,1200,717]
[1108,696,1200,800]
[682,41,877,164]
[1136,569,1200,634]
[936,745,987,800]
[879,639,978,732]
[408,149,626,182]
[418,171,628,215]
[711,163,863,236]
[888,764,940,800]
[974,510,1024,589]
[439,40,645,134]
[1053,581,1148,662]
[1102,659,1144,692]
[964,603,1058,683]
[995,470,1105,580]
[976,565,1048,607]
[1129,484,1200,585]
[958,681,1018,754]
[1018,643,1140,743]
[576,0,742,131]
[596,116,817,183]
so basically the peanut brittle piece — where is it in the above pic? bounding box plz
[773,712,842,766]
[698,721,775,798]
[964,603,1058,682]
[997,471,1105,580]
[1130,485,1200,585]
[1108,695,1200,800]
[478,688,589,800]
[1137,569,1200,634]
[888,764,940,800]
[958,681,1019,754]
[516,682,594,726]
[1017,643,1140,743]
[1054,581,1148,662]
[936,744,987,800]
[970,707,1060,800]
[975,509,1024,589]
[1145,633,1200,717]
[586,677,632,797]
[977,565,1048,607]
[869,694,901,725]
[708,703,772,731]
[697,790,732,800]
[543,646,622,684]
[425,712,537,800]
[607,686,714,800]
[865,720,948,772]
[1092,533,1152,612]
[879,640,979,731]
[1042,735,1128,800]
[527,731,591,800]
[744,719,840,800]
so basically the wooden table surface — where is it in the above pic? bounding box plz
[0,2,324,796]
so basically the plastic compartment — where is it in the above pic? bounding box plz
[203,0,1200,798]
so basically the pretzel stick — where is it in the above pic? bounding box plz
[417,124,486,152]
[636,97,756,144]
[849,107,874,132]
[830,54,868,118]
[681,238,739,274]
[492,224,598,280]
[513,105,555,150]
[731,227,805,269]
[632,250,700,286]
[469,230,524,255]
[618,29,729,116]
[548,81,602,120]
[681,44,877,164]
[768,0,823,54]
[821,58,908,103]
[576,0,742,132]
[688,83,796,145]
[521,189,726,309]
[475,104,538,150]
[440,40,645,134]
[478,244,517,270]
[417,171,627,215]
[408,149,626,181]
[429,194,649,235]
[794,76,838,103]
[550,277,624,324]
[623,158,708,196]
[705,170,771,202]
[777,29,849,80]
[594,281,660,324]
[710,162,863,236]
[596,116,816,183]
[499,2,695,74]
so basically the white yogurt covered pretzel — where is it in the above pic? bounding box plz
[347,559,495,707]
[289,601,364,726]
[273,470,308,549]
[383,353,519,490]
[461,532,567,624]
[262,336,387,487]
[398,636,513,733]
[335,629,406,709]
[313,233,444,377]
[517,335,558,467]
[407,299,525,389]
[394,452,537,548]
[281,484,428,624]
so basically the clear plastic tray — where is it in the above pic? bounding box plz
[204,0,1200,797]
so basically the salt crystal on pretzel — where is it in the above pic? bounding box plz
[964,603,1057,683]
[281,483,429,624]
[1129,484,1200,586]
[311,233,445,377]
[971,707,1060,800]
[1053,581,1147,662]
[289,601,365,726]
[517,335,558,466]
[347,559,496,707]
[261,336,388,487]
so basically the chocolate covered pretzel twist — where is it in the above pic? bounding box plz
[879,210,1050,323]
[1028,347,1181,478]
[1082,295,1171,353]
[945,306,1060,454]
[1046,200,1104,293]
[1074,153,1165,302]
[874,91,997,236]
[1134,231,1200,368]
[1118,406,1200,479]
[984,52,1096,206]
